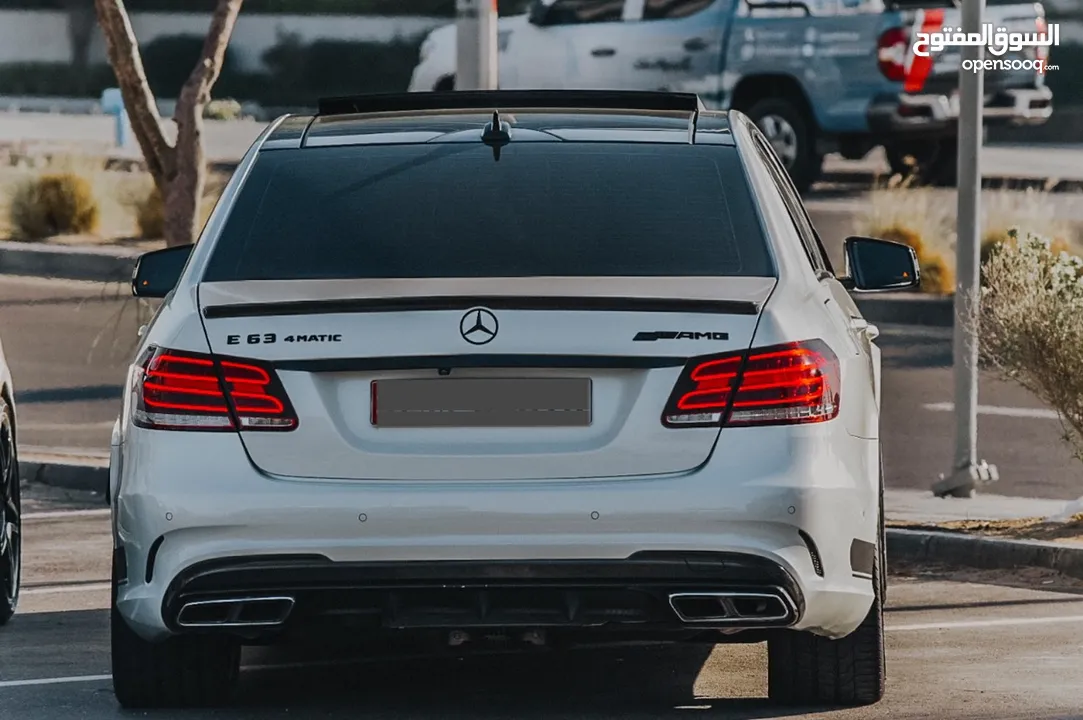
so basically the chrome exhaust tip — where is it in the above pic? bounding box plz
[668,590,795,625]
[176,596,296,628]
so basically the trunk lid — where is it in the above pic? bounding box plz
[197,276,775,481]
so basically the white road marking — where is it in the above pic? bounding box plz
[0,674,111,689]
[24,509,110,520]
[21,582,110,597]
[890,614,1083,632]
[923,402,1059,420]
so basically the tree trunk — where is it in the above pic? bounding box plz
[95,0,243,247]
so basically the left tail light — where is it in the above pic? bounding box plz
[132,346,298,432]
[662,340,840,429]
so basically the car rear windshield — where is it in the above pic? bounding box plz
[202,141,775,282]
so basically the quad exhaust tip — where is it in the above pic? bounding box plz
[668,590,796,625]
[176,596,296,628]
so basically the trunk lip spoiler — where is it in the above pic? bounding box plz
[201,296,762,320]
[272,354,694,373]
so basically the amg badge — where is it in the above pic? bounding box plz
[633,331,729,342]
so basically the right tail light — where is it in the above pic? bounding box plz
[662,340,840,429]
[132,346,298,432]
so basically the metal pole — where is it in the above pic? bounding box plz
[932,0,998,498]
[456,0,499,90]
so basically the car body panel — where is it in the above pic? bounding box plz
[112,100,890,651]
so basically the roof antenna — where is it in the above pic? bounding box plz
[481,109,511,161]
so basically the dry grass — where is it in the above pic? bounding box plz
[856,180,1083,293]
[889,516,1083,544]
[0,152,229,246]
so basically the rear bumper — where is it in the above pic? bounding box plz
[157,553,805,642]
[867,86,1053,138]
[112,425,879,644]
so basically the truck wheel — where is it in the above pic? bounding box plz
[746,97,823,194]
[111,565,241,708]
[434,76,455,92]
[884,139,957,187]
[767,560,886,707]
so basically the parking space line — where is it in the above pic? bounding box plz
[923,402,1058,420]
[0,674,111,689]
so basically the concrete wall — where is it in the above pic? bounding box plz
[0,10,447,72]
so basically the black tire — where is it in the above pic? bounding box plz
[433,75,455,92]
[767,560,886,707]
[879,452,888,602]
[745,96,823,194]
[884,138,957,187]
[0,401,19,626]
[111,562,242,708]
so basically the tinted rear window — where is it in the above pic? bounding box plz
[202,142,774,282]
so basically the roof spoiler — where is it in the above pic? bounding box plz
[316,90,706,117]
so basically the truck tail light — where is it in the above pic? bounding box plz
[132,347,298,432]
[662,340,840,428]
[877,27,909,82]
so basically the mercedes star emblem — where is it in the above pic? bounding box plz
[460,307,499,345]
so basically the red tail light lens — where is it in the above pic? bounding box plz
[877,27,909,82]
[1035,17,1049,61]
[133,347,298,432]
[662,340,840,428]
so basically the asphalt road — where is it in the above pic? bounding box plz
[1,267,1080,500]
[5,492,1083,718]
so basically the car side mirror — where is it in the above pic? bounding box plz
[528,0,551,26]
[132,244,194,298]
[841,236,921,292]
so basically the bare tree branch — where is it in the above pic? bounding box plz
[93,0,173,183]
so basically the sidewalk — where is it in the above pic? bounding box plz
[885,489,1069,524]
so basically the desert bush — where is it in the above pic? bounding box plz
[977,230,1083,465]
[204,98,244,121]
[134,186,165,240]
[9,172,100,240]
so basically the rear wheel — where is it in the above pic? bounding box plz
[745,96,823,194]
[111,564,241,708]
[767,560,886,706]
[0,402,20,626]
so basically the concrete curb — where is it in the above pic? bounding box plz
[20,455,108,496]
[0,240,137,283]
[854,295,954,328]
[887,528,1083,579]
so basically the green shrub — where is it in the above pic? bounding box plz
[9,173,100,241]
[258,35,424,106]
[0,63,115,98]
[141,35,239,99]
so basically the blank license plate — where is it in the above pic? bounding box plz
[372,378,592,428]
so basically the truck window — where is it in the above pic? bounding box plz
[643,0,715,19]
[547,0,625,24]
